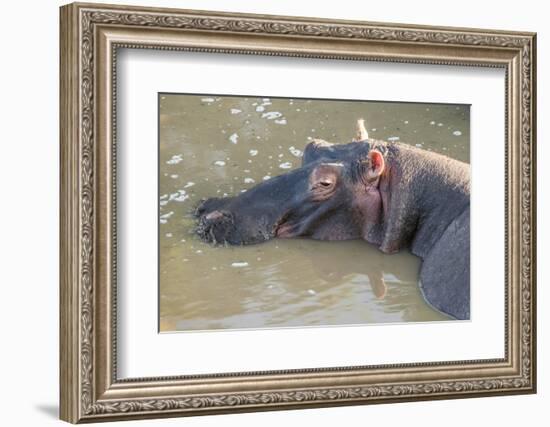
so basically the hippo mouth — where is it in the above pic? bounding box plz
[272,212,294,238]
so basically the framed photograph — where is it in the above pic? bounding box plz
[60,2,537,423]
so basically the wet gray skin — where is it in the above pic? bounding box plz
[159,95,469,331]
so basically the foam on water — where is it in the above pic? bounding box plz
[231,262,249,268]
[262,111,283,120]
[159,211,174,224]
[289,146,303,157]
[166,154,183,165]
[229,133,239,144]
[165,190,189,203]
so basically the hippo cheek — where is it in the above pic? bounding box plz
[275,208,362,241]
[352,187,384,241]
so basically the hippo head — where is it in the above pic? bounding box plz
[196,138,387,246]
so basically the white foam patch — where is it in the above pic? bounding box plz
[230,108,242,114]
[279,162,292,169]
[166,154,183,165]
[275,119,287,125]
[387,136,400,142]
[214,160,226,166]
[166,190,188,203]
[289,146,303,157]
[262,111,283,120]
[255,105,265,112]
[249,149,258,156]
[229,133,239,144]
[201,97,215,103]
[184,182,195,188]
[159,211,174,224]
[244,177,255,184]
[453,130,463,136]
[231,262,249,268]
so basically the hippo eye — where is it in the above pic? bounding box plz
[309,163,342,200]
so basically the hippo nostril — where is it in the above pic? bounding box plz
[205,210,224,221]
[196,210,235,245]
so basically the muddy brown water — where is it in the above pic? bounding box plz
[159,94,470,332]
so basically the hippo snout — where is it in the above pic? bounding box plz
[196,209,236,244]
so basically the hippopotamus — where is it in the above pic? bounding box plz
[196,120,470,320]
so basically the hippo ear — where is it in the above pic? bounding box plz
[353,118,369,141]
[366,149,385,181]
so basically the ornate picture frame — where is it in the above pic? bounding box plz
[60,2,536,423]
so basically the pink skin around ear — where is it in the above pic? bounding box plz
[367,150,385,181]
[352,149,386,243]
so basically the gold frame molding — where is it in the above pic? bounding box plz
[60,2,537,423]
